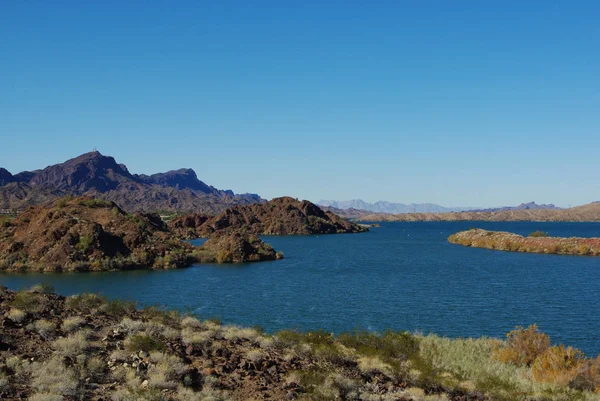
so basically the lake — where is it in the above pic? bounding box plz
[1,221,599,355]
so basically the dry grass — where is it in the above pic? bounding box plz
[61,315,86,333]
[52,329,90,357]
[6,307,26,323]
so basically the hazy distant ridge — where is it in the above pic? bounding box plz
[317,199,476,214]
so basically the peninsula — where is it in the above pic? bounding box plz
[448,229,600,256]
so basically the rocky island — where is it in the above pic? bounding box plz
[0,197,281,272]
[448,229,600,256]
[168,196,368,239]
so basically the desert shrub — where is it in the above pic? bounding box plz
[76,234,94,252]
[118,317,145,335]
[142,306,182,326]
[30,319,57,339]
[532,345,585,386]
[62,316,86,333]
[339,329,419,363]
[0,217,11,227]
[493,324,550,366]
[10,290,46,313]
[86,356,106,380]
[181,328,213,348]
[529,230,549,237]
[181,316,203,329]
[30,356,79,397]
[147,352,187,390]
[7,308,26,323]
[103,298,136,317]
[53,330,90,357]
[125,334,165,353]
[65,293,106,314]
[29,283,55,294]
[569,357,600,392]
[357,356,394,376]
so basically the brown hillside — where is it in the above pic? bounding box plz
[168,197,368,239]
[0,197,281,272]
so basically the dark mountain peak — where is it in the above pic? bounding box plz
[0,152,265,212]
[0,168,14,185]
[138,168,217,193]
[28,151,135,192]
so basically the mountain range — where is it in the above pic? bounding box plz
[317,199,477,214]
[0,151,262,214]
[317,199,561,215]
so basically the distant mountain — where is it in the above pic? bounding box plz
[0,151,262,214]
[318,199,475,214]
[470,202,562,213]
[358,202,600,222]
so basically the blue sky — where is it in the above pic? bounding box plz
[1,1,598,207]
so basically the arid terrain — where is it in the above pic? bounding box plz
[1,286,599,401]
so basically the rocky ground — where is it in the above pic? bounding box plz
[448,229,600,256]
[0,197,281,272]
[168,197,368,239]
[1,287,599,401]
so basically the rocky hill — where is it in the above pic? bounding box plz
[449,228,600,256]
[169,197,368,238]
[0,152,262,214]
[359,202,600,222]
[0,197,281,272]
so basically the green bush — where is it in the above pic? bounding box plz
[529,230,549,238]
[76,235,93,252]
[10,290,46,313]
[65,293,107,314]
[125,334,165,353]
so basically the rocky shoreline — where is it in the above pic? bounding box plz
[1,286,599,401]
[448,229,600,256]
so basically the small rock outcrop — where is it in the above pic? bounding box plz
[448,229,600,256]
[198,231,283,263]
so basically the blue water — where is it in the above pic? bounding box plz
[1,222,599,355]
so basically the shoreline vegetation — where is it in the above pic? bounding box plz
[1,286,599,401]
[448,229,600,256]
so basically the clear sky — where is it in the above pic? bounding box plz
[1,1,599,207]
